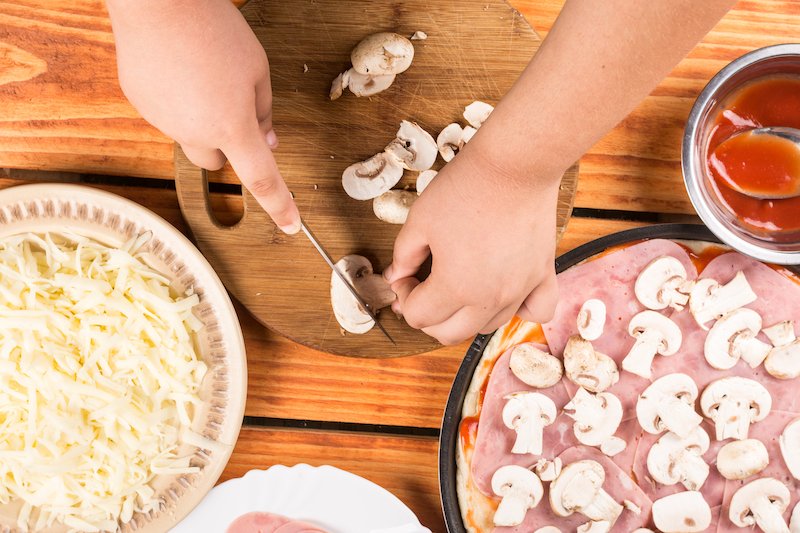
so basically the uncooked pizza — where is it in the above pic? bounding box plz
[456,239,800,532]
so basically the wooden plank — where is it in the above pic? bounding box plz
[1,1,799,214]
[222,426,444,531]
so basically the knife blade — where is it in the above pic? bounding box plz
[300,220,396,344]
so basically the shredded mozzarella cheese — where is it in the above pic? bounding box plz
[0,232,207,532]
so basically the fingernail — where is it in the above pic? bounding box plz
[383,264,394,282]
[266,130,279,149]
[279,220,301,234]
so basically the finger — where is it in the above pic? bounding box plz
[222,124,300,234]
[478,302,519,335]
[516,274,559,324]
[422,306,489,346]
[391,274,460,330]
[384,221,430,284]
[181,144,227,171]
[255,76,279,149]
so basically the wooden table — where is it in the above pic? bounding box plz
[1,1,798,530]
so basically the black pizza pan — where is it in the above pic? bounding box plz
[437,223,733,532]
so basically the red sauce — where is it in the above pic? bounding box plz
[706,76,800,235]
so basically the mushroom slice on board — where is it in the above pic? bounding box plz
[549,460,624,525]
[700,377,772,441]
[346,69,397,97]
[341,152,404,200]
[646,426,710,490]
[491,465,543,527]
[563,335,619,393]
[372,190,415,224]
[729,478,791,533]
[652,491,712,533]
[765,321,800,379]
[717,438,769,480]
[350,32,415,76]
[330,255,395,334]
[622,311,682,379]
[577,299,606,341]
[689,271,757,329]
[636,373,703,438]
[634,256,690,311]
[564,388,624,453]
[508,343,563,389]
[705,308,771,369]
[415,169,438,195]
[463,101,495,129]
[436,123,465,162]
[384,121,438,171]
[780,418,800,480]
[502,392,557,455]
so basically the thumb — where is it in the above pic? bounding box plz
[385,219,430,284]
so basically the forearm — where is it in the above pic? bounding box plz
[476,0,736,183]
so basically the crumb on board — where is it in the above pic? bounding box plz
[410,31,428,41]
[303,63,309,73]
[313,184,318,190]
[340,327,347,337]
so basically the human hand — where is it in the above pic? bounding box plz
[106,0,300,233]
[384,139,561,345]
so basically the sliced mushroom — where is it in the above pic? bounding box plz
[623,500,642,515]
[549,460,623,525]
[502,392,557,455]
[508,343,563,389]
[636,373,703,438]
[622,311,682,379]
[632,529,655,533]
[415,169,437,195]
[346,68,397,97]
[792,502,800,533]
[705,308,771,369]
[577,299,606,341]
[329,70,351,100]
[634,256,690,311]
[462,125,478,143]
[436,123,465,162]
[729,478,791,533]
[652,491,712,533]
[563,335,619,393]
[765,322,800,379]
[533,527,562,533]
[780,418,800,480]
[576,520,610,533]
[384,121,438,171]
[599,437,626,458]
[534,458,562,482]
[646,427,710,490]
[342,152,404,200]
[491,465,543,527]
[763,320,796,347]
[564,388,623,450]
[463,100,494,129]
[330,255,396,334]
[372,190,416,224]
[689,271,757,329]
[351,32,415,76]
[717,438,769,480]
[700,377,772,441]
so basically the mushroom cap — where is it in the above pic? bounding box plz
[415,170,438,195]
[342,152,404,200]
[577,299,606,341]
[765,339,800,380]
[508,343,563,389]
[436,123,464,162]
[646,427,710,487]
[549,460,606,517]
[652,491,712,533]
[372,190,416,224]
[704,307,764,370]
[628,310,682,355]
[636,373,699,434]
[385,121,438,171]
[717,438,769,480]
[502,392,557,431]
[463,100,495,128]
[565,388,623,446]
[330,255,395,334]
[346,68,396,97]
[634,256,689,310]
[351,32,415,76]
[700,376,772,423]
[563,335,619,393]
[729,478,791,527]
[780,418,800,480]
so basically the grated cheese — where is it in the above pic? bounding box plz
[0,232,207,532]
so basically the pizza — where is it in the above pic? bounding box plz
[455,239,800,532]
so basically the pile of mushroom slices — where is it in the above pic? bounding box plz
[489,254,800,532]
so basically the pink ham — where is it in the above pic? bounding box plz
[226,512,327,533]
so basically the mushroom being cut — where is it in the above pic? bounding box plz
[705,308,771,369]
[780,418,800,480]
[689,271,757,329]
[502,392,557,455]
[508,343,563,389]
[646,426,710,490]
[765,321,800,379]
[351,32,415,76]
[717,438,769,480]
[463,101,495,129]
[700,377,772,441]
[415,169,437,195]
[622,310,682,379]
[652,491,712,533]
[346,68,397,97]
[577,299,606,341]
[372,190,416,224]
[384,121,438,171]
[342,152,404,200]
[437,123,466,162]
[564,388,624,451]
[491,465,544,527]
[330,255,396,334]
[634,256,690,311]
[563,335,619,393]
[636,373,703,438]
[549,460,624,525]
[729,478,791,533]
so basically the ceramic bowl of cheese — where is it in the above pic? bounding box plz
[440,224,800,532]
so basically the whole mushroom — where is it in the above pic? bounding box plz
[351,32,415,76]
[717,439,769,480]
[652,491,712,533]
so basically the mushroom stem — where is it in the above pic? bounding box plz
[715,398,753,440]
[657,397,704,439]
[496,496,531,527]
[582,488,624,523]
[622,329,661,378]
[680,452,711,491]
[751,497,791,533]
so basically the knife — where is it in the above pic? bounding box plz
[300,220,396,344]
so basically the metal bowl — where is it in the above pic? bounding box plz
[682,43,800,264]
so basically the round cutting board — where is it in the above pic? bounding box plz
[175,0,579,357]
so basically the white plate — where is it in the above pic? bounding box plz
[173,464,432,533]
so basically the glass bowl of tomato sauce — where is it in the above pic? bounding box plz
[683,44,800,264]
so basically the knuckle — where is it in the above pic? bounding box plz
[402,309,427,330]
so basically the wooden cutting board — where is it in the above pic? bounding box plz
[175,0,578,357]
